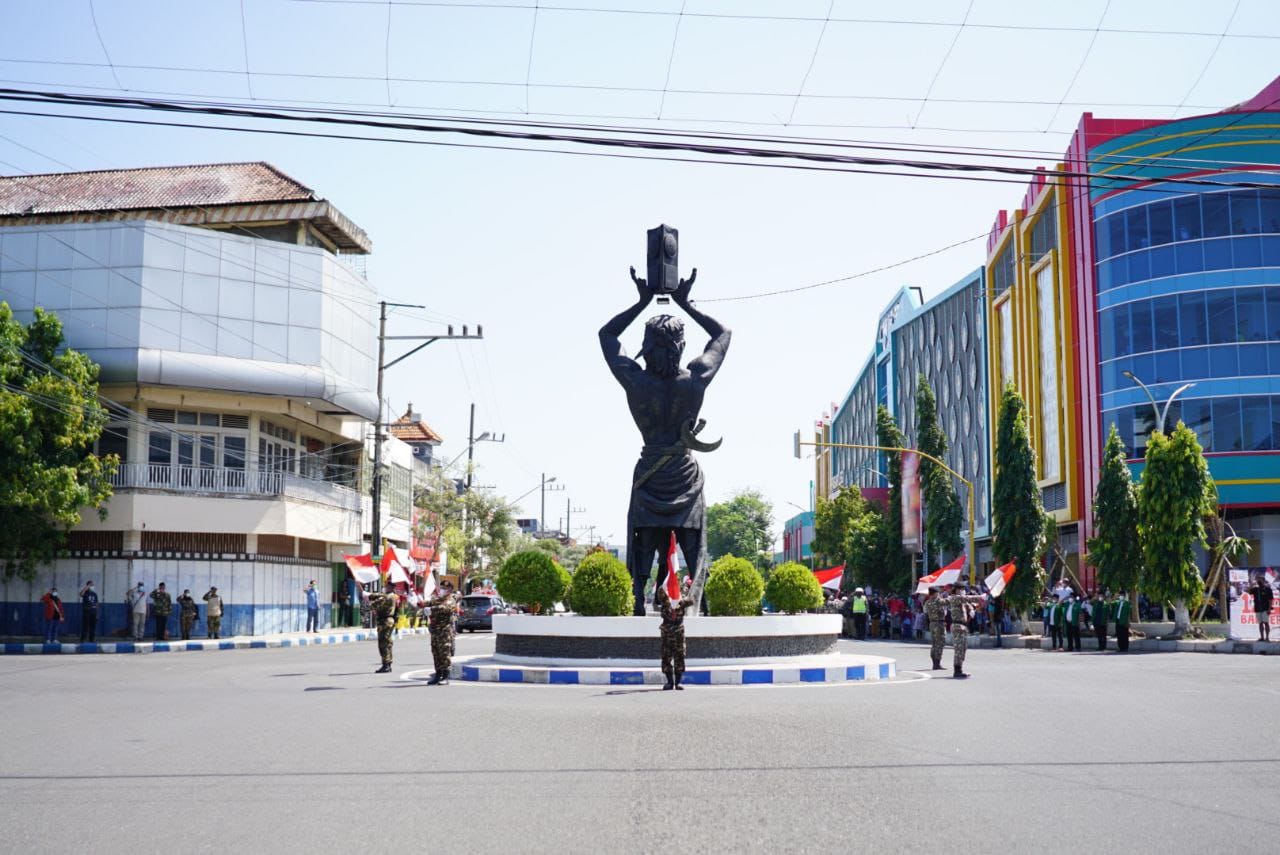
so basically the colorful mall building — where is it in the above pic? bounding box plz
[817,74,1280,587]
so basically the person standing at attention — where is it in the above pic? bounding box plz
[78,580,99,643]
[304,579,320,633]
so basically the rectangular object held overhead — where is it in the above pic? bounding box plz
[646,224,680,295]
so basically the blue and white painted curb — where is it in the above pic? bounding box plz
[440,654,897,686]
[0,627,431,655]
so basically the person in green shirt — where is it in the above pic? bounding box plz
[1110,595,1132,653]
[1049,597,1065,650]
[1064,595,1084,651]
[149,583,173,641]
[1090,590,1108,651]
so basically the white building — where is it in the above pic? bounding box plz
[0,162,414,637]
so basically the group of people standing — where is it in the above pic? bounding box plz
[1039,586,1133,653]
[37,581,225,643]
[366,582,459,684]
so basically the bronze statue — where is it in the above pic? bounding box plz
[599,227,731,615]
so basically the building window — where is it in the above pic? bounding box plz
[1029,205,1057,263]
[992,242,1015,295]
[997,299,1014,387]
[1036,263,1061,482]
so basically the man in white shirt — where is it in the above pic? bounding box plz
[1053,581,1073,603]
[126,582,148,640]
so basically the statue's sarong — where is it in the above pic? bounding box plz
[627,444,704,530]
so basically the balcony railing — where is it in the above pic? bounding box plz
[110,463,360,512]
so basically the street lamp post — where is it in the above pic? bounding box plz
[539,473,564,536]
[1122,370,1196,435]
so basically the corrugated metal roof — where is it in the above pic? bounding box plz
[0,162,313,215]
[0,161,371,253]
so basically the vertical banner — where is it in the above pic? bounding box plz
[901,451,921,554]
[1229,567,1278,640]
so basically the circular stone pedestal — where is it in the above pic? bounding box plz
[439,613,897,686]
[492,613,844,665]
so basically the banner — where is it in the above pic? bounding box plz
[901,451,921,553]
[1228,567,1279,640]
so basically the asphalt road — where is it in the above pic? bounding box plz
[1,633,1274,854]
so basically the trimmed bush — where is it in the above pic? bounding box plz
[497,550,570,614]
[705,554,764,616]
[765,561,824,614]
[567,551,633,616]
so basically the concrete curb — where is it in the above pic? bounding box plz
[0,627,432,655]
[445,655,897,686]
[884,634,1277,655]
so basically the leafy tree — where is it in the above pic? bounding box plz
[415,467,518,588]
[534,538,562,557]
[813,485,863,566]
[845,501,887,593]
[992,383,1045,615]
[707,489,774,569]
[916,374,963,567]
[874,405,913,592]
[559,543,589,573]
[1138,423,1210,636]
[765,561,824,613]
[0,304,116,580]
[704,554,764,616]
[1086,424,1142,596]
[496,549,570,614]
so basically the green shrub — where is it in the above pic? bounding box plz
[765,561,824,613]
[705,554,764,616]
[497,550,570,614]
[567,551,633,616]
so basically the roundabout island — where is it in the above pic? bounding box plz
[445,613,897,686]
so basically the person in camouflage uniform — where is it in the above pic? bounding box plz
[425,587,458,685]
[947,585,988,679]
[367,585,400,674]
[924,590,947,671]
[202,587,224,639]
[658,589,695,690]
[149,583,173,641]
[177,589,198,640]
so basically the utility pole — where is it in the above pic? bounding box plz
[540,472,564,536]
[566,498,585,542]
[369,301,483,561]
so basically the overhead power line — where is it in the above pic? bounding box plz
[1,87,1276,192]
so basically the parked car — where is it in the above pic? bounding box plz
[456,594,511,632]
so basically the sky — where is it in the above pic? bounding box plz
[1,0,1278,550]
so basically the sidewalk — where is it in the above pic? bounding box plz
[864,633,1280,655]
[1,626,432,655]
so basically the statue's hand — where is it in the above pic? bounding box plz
[673,268,697,305]
[630,266,651,303]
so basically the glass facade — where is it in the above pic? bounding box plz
[1096,177,1280,455]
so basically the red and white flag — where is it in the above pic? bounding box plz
[984,562,1017,597]
[915,555,966,595]
[663,532,682,603]
[342,553,379,585]
[814,565,845,590]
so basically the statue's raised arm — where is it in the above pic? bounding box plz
[671,269,731,387]
[598,266,654,386]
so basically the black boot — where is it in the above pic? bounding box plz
[375,664,391,674]
[931,657,943,670]
[663,678,673,690]
[437,671,450,685]
[674,677,684,691]
[954,665,968,679]
[426,673,441,685]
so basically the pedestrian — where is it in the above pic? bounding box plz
[901,605,914,641]
[177,589,198,640]
[366,583,399,674]
[850,588,869,640]
[202,586,224,638]
[149,583,172,641]
[1091,590,1108,651]
[40,587,64,643]
[1110,594,1132,653]
[78,579,99,643]
[126,582,148,640]
[425,585,458,685]
[1248,573,1274,642]
[925,589,946,671]
[948,586,987,679]
[657,586,695,690]
[1050,596,1065,650]
[336,586,350,628]
[1063,594,1083,652]
[304,579,320,633]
